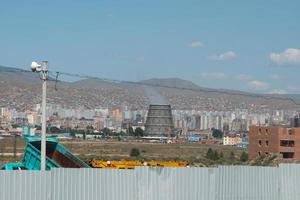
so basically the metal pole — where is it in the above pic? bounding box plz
[40,62,48,171]
[13,134,17,158]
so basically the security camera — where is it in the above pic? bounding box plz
[31,61,42,72]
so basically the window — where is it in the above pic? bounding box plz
[280,152,294,159]
[258,128,262,134]
[266,140,269,146]
[280,140,295,147]
[265,129,269,134]
[265,152,269,155]
[259,140,262,146]
[258,151,261,156]
[288,129,293,135]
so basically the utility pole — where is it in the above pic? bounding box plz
[13,134,17,158]
[31,61,48,171]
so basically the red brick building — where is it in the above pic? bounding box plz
[249,125,300,160]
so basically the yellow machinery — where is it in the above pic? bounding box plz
[144,161,188,167]
[90,160,188,169]
[90,160,143,169]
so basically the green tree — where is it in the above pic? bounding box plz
[70,132,76,138]
[135,127,144,138]
[206,148,214,159]
[213,151,219,160]
[219,152,224,159]
[102,127,111,136]
[240,151,249,162]
[83,131,86,140]
[130,148,140,157]
[128,126,134,136]
[11,124,18,129]
[49,126,60,133]
[212,128,223,138]
[206,148,219,160]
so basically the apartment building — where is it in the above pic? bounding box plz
[223,134,242,146]
[249,125,300,160]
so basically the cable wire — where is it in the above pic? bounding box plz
[51,70,300,106]
[1,65,300,106]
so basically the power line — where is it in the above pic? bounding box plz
[1,65,300,106]
[50,70,300,106]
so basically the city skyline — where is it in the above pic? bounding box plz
[0,1,300,93]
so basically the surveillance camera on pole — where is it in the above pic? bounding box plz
[30,60,48,171]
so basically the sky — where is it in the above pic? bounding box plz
[1,0,300,94]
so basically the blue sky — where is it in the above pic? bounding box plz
[1,0,300,94]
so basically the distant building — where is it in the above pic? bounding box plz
[223,134,242,146]
[27,112,39,125]
[187,136,201,142]
[1,107,8,117]
[135,114,142,123]
[195,115,201,130]
[249,125,300,160]
[231,119,247,132]
[290,115,300,127]
[111,108,123,123]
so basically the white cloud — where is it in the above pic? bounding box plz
[270,74,282,79]
[286,86,299,93]
[236,74,251,81]
[268,89,287,95]
[200,72,227,79]
[188,41,203,48]
[247,80,270,91]
[209,51,237,61]
[270,48,300,65]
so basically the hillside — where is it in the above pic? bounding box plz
[140,78,202,90]
[0,66,298,111]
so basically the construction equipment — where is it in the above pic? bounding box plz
[90,160,188,169]
[90,160,144,169]
[1,136,90,170]
[144,161,188,167]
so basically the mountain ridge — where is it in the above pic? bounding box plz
[0,66,298,111]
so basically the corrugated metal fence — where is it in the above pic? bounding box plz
[0,164,299,200]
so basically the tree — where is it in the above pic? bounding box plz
[213,151,219,160]
[229,151,235,161]
[70,132,76,138]
[206,148,214,159]
[135,127,144,138]
[102,127,111,136]
[49,126,60,133]
[83,131,86,140]
[130,148,140,157]
[240,151,249,162]
[11,124,18,129]
[35,125,41,130]
[206,148,219,160]
[128,126,134,136]
[212,128,223,138]
[86,125,94,129]
[219,152,224,159]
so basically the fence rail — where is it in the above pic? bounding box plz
[0,164,299,200]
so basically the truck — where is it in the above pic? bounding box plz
[1,136,90,170]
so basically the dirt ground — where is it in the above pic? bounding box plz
[0,137,245,166]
